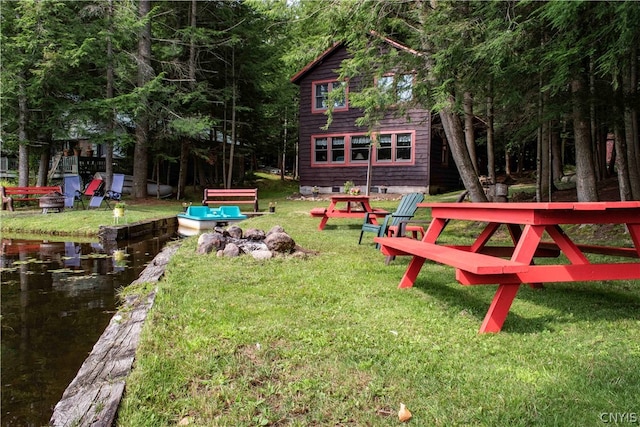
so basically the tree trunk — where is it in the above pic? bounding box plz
[486,92,495,185]
[622,47,640,200]
[133,0,152,199]
[537,119,550,201]
[177,139,189,199]
[177,0,197,200]
[463,91,478,174]
[36,146,50,187]
[439,96,487,202]
[551,125,563,181]
[226,48,236,189]
[614,125,632,201]
[589,57,604,182]
[536,81,550,202]
[571,77,599,202]
[505,148,512,178]
[18,76,29,187]
[105,0,115,193]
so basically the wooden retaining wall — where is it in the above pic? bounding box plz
[98,216,178,241]
[49,242,181,427]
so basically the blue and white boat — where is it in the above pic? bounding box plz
[177,205,247,232]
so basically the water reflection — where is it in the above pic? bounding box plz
[1,233,175,426]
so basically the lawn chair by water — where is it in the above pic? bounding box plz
[358,192,425,245]
[63,175,84,209]
[104,174,125,209]
[84,178,105,209]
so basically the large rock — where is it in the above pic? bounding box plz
[244,228,266,241]
[251,250,273,260]
[227,225,243,239]
[264,231,296,253]
[223,242,241,257]
[196,225,309,258]
[266,225,285,236]
[197,232,226,254]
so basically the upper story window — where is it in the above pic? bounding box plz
[312,80,348,113]
[377,73,414,103]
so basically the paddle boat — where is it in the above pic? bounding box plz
[177,205,248,233]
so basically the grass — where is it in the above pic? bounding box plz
[3,175,639,426]
[0,200,180,237]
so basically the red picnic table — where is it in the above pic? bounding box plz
[310,195,389,231]
[375,201,640,333]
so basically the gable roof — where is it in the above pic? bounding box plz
[290,33,418,85]
[290,42,344,84]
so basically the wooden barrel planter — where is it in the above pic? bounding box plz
[39,192,65,213]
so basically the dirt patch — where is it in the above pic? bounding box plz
[551,176,620,202]
[510,176,621,202]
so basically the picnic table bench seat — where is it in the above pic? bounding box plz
[310,207,327,217]
[375,237,530,275]
[202,188,258,213]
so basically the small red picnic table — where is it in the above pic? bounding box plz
[310,195,388,231]
[375,201,640,333]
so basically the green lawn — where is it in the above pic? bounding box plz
[2,175,639,426]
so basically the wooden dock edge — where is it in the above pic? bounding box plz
[49,242,182,427]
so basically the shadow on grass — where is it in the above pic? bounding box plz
[406,261,640,334]
[321,223,365,231]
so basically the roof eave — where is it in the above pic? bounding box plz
[290,41,344,84]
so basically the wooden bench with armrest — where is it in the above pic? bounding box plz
[202,188,259,213]
[1,185,63,204]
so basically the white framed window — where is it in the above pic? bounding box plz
[377,73,414,103]
[331,137,345,163]
[314,137,328,162]
[376,134,393,162]
[396,133,413,161]
[350,135,370,162]
[312,80,348,113]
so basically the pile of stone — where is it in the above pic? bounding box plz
[196,225,313,260]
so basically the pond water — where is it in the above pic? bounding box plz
[1,232,176,426]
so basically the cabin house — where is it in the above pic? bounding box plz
[291,40,461,195]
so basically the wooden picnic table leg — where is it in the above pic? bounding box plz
[398,256,427,288]
[511,224,545,289]
[422,217,448,243]
[318,215,329,231]
[480,224,547,333]
[479,283,520,333]
[470,222,501,252]
[625,223,640,256]
[546,224,589,264]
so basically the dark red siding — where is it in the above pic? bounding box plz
[294,44,460,194]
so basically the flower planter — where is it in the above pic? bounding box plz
[113,207,125,217]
